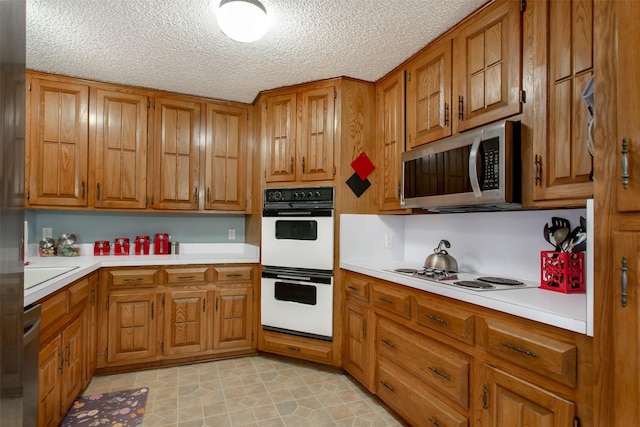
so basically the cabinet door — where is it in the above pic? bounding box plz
[406,39,452,149]
[454,0,522,133]
[93,88,148,209]
[615,1,640,213]
[153,97,201,210]
[299,86,335,181]
[480,365,575,427]
[60,315,84,412]
[532,0,594,203]
[612,232,640,423]
[27,78,88,207]
[376,70,406,211]
[204,103,247,211]
[213,285,253,350]
[163,291,208,356]
[265,92,297,183]
[343,300,372,390]
[107,293,157,364]
[38,336,63,427]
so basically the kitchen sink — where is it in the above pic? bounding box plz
[24,266,79,289]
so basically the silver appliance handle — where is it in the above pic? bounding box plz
[277,275,311,281]
[468,138,483,198]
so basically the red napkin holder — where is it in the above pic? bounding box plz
[540,251,585,293]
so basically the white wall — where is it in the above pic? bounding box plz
[341,208,587,283]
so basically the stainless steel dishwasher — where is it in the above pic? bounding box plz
[23,304,40,427]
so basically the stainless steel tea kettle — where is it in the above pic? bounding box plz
[424,239,458,272]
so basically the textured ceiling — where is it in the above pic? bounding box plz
[26,0,488,104]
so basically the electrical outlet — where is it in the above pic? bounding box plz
[384,234,392,248]
[42,227,53,239]
[228,229,236,240]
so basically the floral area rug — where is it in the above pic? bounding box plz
[60,387,148,427]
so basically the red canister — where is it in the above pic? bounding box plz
[114,237,130,255]
[94,240,110,256]
[135,235,150,255]
[154,233,169,255]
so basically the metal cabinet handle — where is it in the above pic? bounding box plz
[444,102,449,126]
[428,366,452,381]
[66,343,71,367]
[302,156,305,173]
[621,256,629,308]
[483,382,489,409]
[380,381,396,393]
[287,347,301,352]
[151,302,154,319]
[535,154,542,185]
[290,156,294,173]
[81,181,85,198]
[378,296,394,304]
[622,138,630,189]
[96,183,100,200]
[122,277,144,282]
[458,95,464,120]
[428,418,441,427]
[426,314,449,325]
[381,339,396,349]
[500,341,539,358]
[207,188,211,203]
[177,275,196,280]
[346,285,358,292]
[193,187,198,203]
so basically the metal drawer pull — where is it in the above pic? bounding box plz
[621,256,629,308]
[483,382,489,409]
[622,138,630,189]
[287,347,301,352]
[378,296,394,304]
[428,417,441,427]
[500,341,539,358]
[226,273,243,278]
[122,277,144,282]
[428,366,452,381]
[346,285,358,291]
[66,343,71,366]
[426,314,449,325]
[381,339,396,349]
[534,154,542,185]
[444,102,449,126]
[177,275,196,280]
[380,381,396,393]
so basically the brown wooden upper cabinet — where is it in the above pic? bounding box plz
[265,84,335,183]
[376,70,406,211]
[152,97,201,210]
[526,0,593,206]
[453,0,522,133]
[91,88,148,209]
[27,76,89,207]
[204,103,248,211]
[406,39,452,149]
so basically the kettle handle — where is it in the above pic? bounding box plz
[434,239,451,253]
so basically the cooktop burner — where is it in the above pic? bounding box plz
[385,268,536,291]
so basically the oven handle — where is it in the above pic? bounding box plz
[277,274,311,281]
[263,209,333,217]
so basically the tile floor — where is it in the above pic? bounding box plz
[81,354,404,427]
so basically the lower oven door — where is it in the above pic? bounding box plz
[261,267,333,341]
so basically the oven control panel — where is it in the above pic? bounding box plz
[264,186,334,204]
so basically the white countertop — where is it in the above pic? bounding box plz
[24,243,260,307]
[341,260,588,334]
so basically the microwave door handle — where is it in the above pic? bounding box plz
[468,139,483,198]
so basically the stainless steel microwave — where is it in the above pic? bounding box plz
[401,120,521,211]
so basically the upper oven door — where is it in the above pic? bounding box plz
[261,209,334,270]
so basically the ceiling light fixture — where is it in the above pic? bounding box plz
[216,0,269,43]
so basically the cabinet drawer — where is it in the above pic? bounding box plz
[67,278,89,308]
[108,269,158,288]
[164,267,208,284]
[344,274,370,302]
[416,295,475,345]
[261,331,332,364]
[214,266,253,282]
[378,317,470,408]
[480,318,577,387]
[40,291,67,330]
[372,282,411,319]
[378,358,468,427]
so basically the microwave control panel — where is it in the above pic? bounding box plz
[482,137,500,190]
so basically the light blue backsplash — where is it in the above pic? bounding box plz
[25,210,245,244]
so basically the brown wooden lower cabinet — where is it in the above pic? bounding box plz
[107,292,158,364]
[341,270,593,427]
[480,365,575,427]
